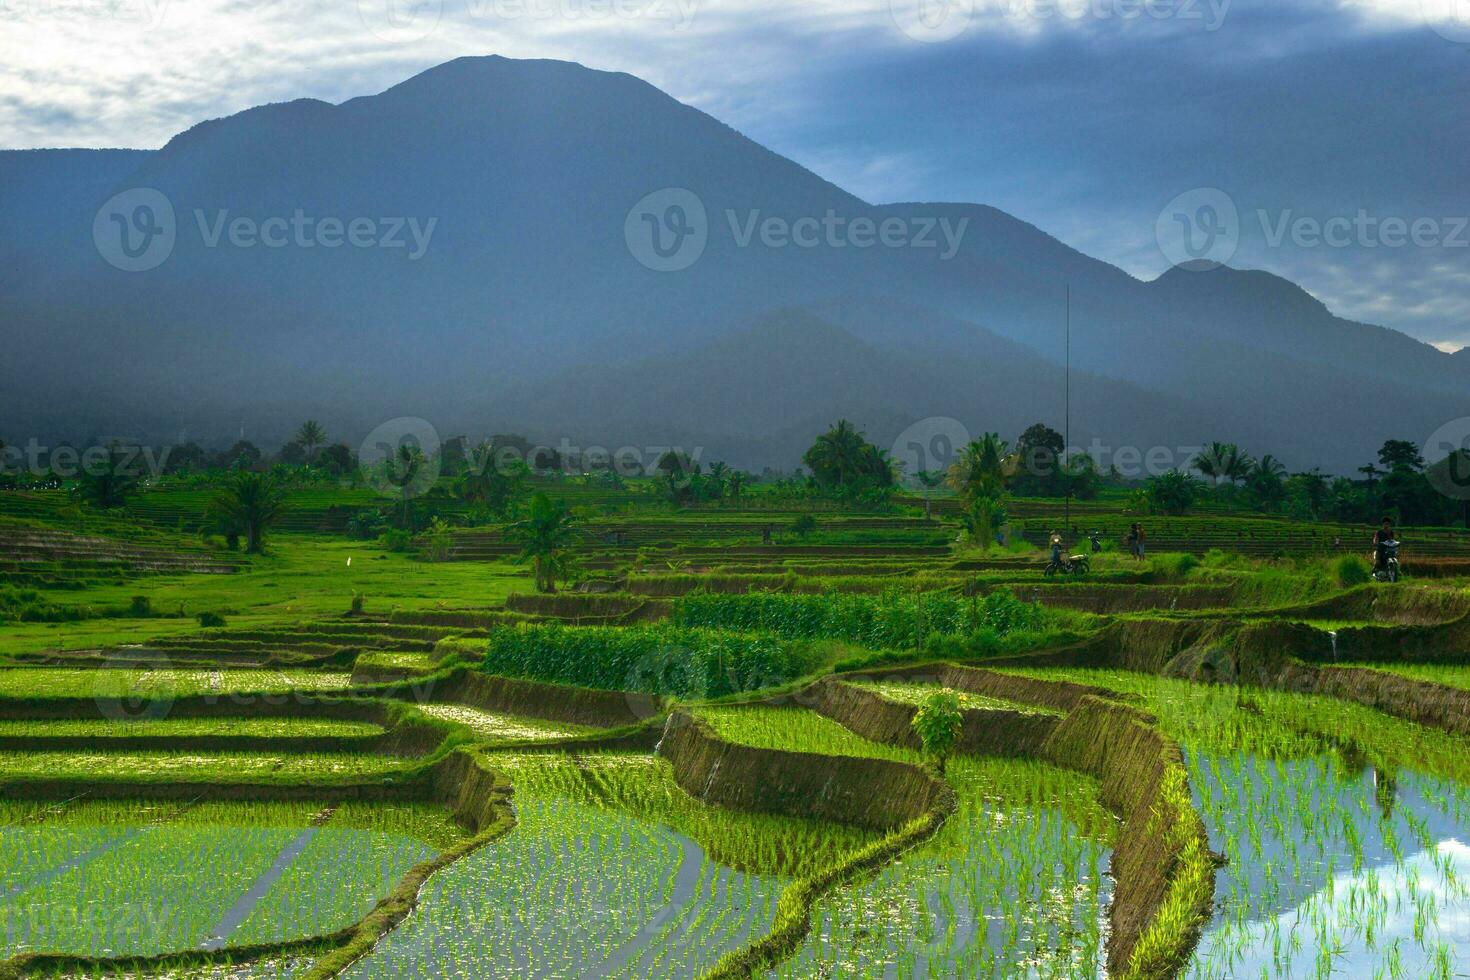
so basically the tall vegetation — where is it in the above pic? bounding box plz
[206,470,287,553]
[803,420,894,497]
[505,492,580,593]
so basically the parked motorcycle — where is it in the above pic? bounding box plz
[1371,540,1400,583]
[1045,552,1091,576]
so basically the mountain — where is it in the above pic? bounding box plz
[1,55,1464,471]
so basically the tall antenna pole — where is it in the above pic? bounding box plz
[1064,284,1071,536]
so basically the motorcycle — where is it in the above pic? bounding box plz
[1371,540,1400,583]
[1045,552,1091,576]
[1089,531,1103,553]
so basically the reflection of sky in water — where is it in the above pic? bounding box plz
[1204,842,1470,979]
[1185,751,1470,979]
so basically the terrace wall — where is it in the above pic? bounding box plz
[656,709,947,831]
[802,675,1057,758]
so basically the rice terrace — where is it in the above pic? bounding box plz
[5,4,1470,975]
[1,420,1469,980]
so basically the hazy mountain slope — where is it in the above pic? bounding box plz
[1,56,1464,471]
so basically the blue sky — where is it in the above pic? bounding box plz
[4,0,1466,347]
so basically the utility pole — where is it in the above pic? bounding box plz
[1064,284,1071,537]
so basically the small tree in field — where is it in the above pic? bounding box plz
[912,690,963,774]
[506,492,580,592]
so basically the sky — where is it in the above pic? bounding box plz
[3,0,1467,348]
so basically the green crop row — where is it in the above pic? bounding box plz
[480,624,824,698]
[670,588,1045,650]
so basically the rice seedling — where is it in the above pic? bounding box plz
[692,705,921,763]
[0,751,408,781]
[409,704,590,742]
[0,801,459,960]
[343,753,872,979]
[847,678,1063,716]
[1336,662,1470,693]
[0,669,353,700]
[994,667,1470,979]
[0,718,383,739]
[771,756,1115,978]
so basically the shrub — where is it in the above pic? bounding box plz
[196,611,227,628]
[911,691,963,773]
[1336,555,1372,587]
[480,624,821,698]
[127,595,152,617]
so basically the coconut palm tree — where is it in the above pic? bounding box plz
[206,470,287,553]
[505,492,581,593]
[72,445,140,510]
[946,434,1014,507]
[1193,442,1253,488]
[295,420,326,463]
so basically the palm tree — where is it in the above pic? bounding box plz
[295,421,326,463]
[207,471,287,553]
[1254,455,1287,482]
[726,471,748,499]
[946,434,1014,507]
[72,445,140,510]
[1193,442,1253,488]
[380,443,426,527]
[505,492,580,592]
[707,461,729,499]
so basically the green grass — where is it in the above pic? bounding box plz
[0,536,527,655]
[411,704,591,741]
[0,718,383,738]
[0,668,354,699]
[1337,661,1470,691]
[0,751,409,782]
[848,679,1063,716]
[692,705,920,763]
